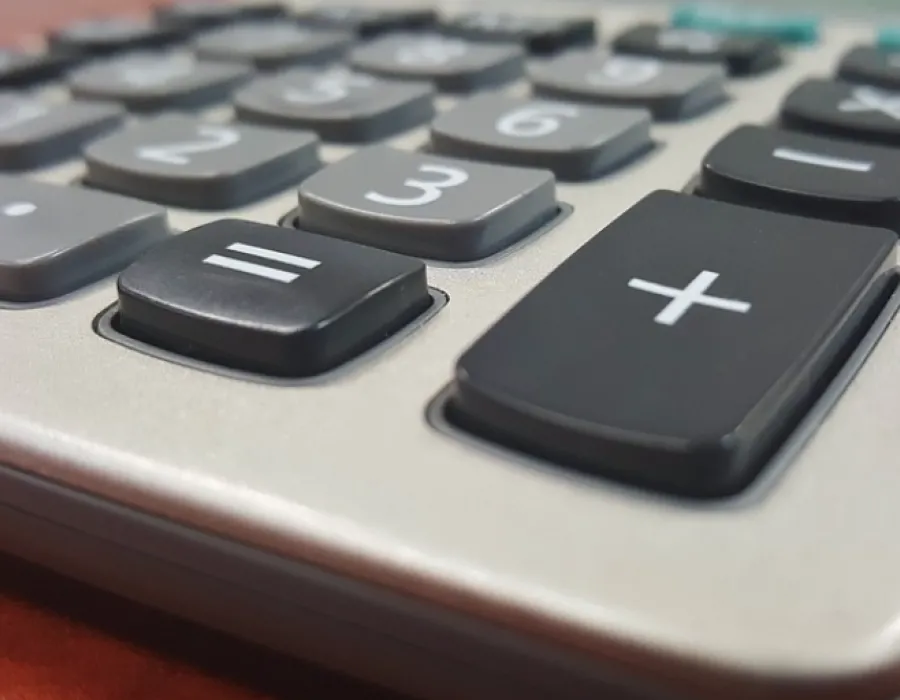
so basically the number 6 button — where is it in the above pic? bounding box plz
[84,115,321,209]
[294,146,557,261]
[430,94,652,180]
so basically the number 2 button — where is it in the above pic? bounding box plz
[84,115,321,209]
[430,94,652,180]
[294,146,558,261]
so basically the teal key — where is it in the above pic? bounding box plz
[877,28,900,51]
[671,4,819,44]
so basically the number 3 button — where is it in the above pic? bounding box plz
[294,145,558,261]
[84,115,321,209]
[430,94,653,180]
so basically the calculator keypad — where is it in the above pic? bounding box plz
[429,94,652,180]
[350,34,525,93]
[529,51,727,121]
[234,67,435,143]
[84,115,320,209]
[295,145,557,261]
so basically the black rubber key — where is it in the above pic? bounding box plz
[0,96,123,171]
[781,79,900,146]
[447,191,897,499]
[295,6,436,38]
[838,46,900,91]
[429,94,652,180]
[350,34,524,94]
[698,124,900,232]
[0,51,71,88]
[234,67,435,143]
[48,17,180,57]
[294,145,557,261]
[439,12,596,55]
[0,175,170,302]
[156,1,286,32]
[116,219,431,377]
[613,24,781,76]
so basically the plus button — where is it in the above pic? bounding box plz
[628,270,752,326]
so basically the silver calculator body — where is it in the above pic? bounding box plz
[3,1,900,698]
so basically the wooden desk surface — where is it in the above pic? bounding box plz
[0,2,408,698]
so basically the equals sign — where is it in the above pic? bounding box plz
[203,242,321,283]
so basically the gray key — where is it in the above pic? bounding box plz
[0,94,123,171]
[234,67,435,143]
[295,145,557,261]
[194,21,354,71]
[0,175,169,302]
[349,33,525,93]
[529,51,727,121]
[84,115,321,209]
[430,94,652,180]
[68,51,251,113]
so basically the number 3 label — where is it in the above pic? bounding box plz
[365,164,469,207]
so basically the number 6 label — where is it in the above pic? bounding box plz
[365,164,469,207]
[496,104,579,138]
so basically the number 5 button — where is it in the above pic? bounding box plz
[430,94,652,180]
[294,146,557,261]
[84,115,320,209]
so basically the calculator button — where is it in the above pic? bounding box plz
[439,13,596,56]
[0,96,123,171]
[234,67,434,143]
[670,4,820,44]
[447,191,896,498]
[155,1,286,31]
[193,21,353,71]
[429,94,651,180]
[68,51,251,113]
[838,46,900,91]
[116,219,430,377]
[84,115,320,209]
[613,24,781,76]
[781,79,900,147]
[0,175,169,303]
[0,51,70,88]
[529,52,726,121]
[350,34,525,94]
[295,145,556,261]
[48,17,180,57]
[295,6,436,38]
[698,124,900,231]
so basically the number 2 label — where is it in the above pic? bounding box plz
[136,125,241,166]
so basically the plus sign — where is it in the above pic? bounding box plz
[628,270,751,326]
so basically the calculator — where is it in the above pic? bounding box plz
[3,0,900,698]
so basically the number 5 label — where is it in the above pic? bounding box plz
[365,164,469,207]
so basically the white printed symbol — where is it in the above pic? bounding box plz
[657,28,722,53]
[459,13,527,31]
[773,147,873,172]
[587,56,661,87]
[838,86,900,121]
[282,68,374,105]
[0,100,48,131]
[231,23,308,47]
[118,54,195,87]
[203,242,321,283]
[396,37,468,66]
[2,202,36,217]
[628,270,751,326]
